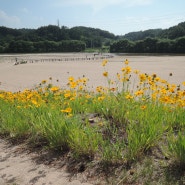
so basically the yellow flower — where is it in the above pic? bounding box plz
[98,96,105,101]
[0,94,4,99]
[68,76,74,82]
[161,79,167,84]
[155,77,160,82]
[139,74,147,82]
[81,77,88,85]
[160,96,170,103]
[50,86,59,92]
[85,94,91,99]
[31,100,39,107]
[96,86,104,93]
[124,59,129,65]
[78,85,84,91]
[125,66,131,73]
[110,87,117,92]
[70,81,77,89]
[103,71,108,77]
[67,114,73,117]
[134,90,144,96]
[117,73,121,80]
[126,94,133,100]
[70,97,75,101]
[134,69,140,74]
[160,88,167,94]
[140,105,147,110]
[41,80,47,84]
[121,66,131,74]
[61,107,72,113]
[121,67,125,72]
[102,59,108,66]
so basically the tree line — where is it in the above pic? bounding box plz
[110,37,185,53]
[0,21,185,53]
[120,22,185,41]
[0,25,115,53]
[2,40,85,53]
[111,22,185,53]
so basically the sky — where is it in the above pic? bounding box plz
[0,0,185,35]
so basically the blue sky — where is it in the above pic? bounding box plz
[0,0,185,35]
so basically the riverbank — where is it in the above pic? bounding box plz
[0,53,185,92]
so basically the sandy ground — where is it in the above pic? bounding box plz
[0,53,185,92]
[0,139,92,185]
[0,53,185,185]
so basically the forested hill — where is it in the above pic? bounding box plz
[0,21,185,53]
[121,29,163,41]
[111,21,185,53]
[0,25,116,53]
[120,22,185,41]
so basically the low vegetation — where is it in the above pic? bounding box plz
[0,59,184,184]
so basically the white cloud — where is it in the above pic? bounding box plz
[0,10,21,27]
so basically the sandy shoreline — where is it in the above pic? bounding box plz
[0,53,185,92]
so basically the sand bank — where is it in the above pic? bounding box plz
[0,53,185,92]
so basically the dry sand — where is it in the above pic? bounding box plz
[0,53,185,185]
[0,139,92,185]
[0,53,185,92]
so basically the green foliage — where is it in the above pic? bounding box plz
[0,25,115,53]
[126,116,163,161]
[111,21,185,53]
[120,22,185,41]
[5,40,86,53]
[121,29,163,41]
[1,21,185,53]
[100,139,125,164]
[0,58,185,170]
[110,36,185,53]
[0,100,31,137]
[168,131,185,164]
[69,125,102,158]
[31,107,72,149]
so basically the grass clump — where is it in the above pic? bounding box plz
[168,131,185,165]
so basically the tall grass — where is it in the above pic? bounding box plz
[0,59,185,166]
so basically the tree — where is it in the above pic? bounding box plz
[110,39,134,53]
[174,37,185,53]
[7,40,34,53]
[156,39,171,53]
[36,25,61,41]
[142,37,158,53]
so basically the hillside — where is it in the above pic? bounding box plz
[111,21,185,53]
[121,29,163,41]
[0,21,185,53]
[0,25,116,53]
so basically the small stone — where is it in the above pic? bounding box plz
[88,119,95,123]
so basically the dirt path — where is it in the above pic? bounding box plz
[0,139,92,185]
